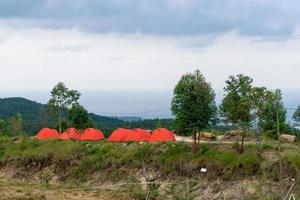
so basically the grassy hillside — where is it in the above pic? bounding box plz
[0,97,174,136]
[0,136,299,199]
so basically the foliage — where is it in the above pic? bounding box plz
[293,105,300,126]
[220,74,254,128]
[220,74,255,152]
[68,104,95,130]
[255,89,287,138]
[0,119,8,135]
[47,82,81,133]
[171,70,216,136]
[0,97,52,134]
[7,114,23,136]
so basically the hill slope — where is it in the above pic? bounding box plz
[0,97,173,135]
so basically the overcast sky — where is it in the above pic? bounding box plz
[0,0,300,117]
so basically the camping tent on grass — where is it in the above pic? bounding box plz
[35,128,60,140]
[127,128,151,142]
[81,128,105,141]
[60,128,81,140]
[149,128,176,142]
[108,128,131,142]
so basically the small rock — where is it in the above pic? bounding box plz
[279,134,296,143]
[200,132,216,139]
[217,135,225,141]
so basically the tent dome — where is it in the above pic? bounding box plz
[127,128,151,142]
[149,128,176,142]
[60,128,81,140]
[81,128,105,141]
[35,128,60,140]
[108,128,131,142]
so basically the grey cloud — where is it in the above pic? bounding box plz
[0,0,298,37]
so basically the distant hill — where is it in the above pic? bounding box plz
[0,97,51,134]
[0,97,173,136]
[117,116,142,122]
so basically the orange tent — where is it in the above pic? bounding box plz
[60,128,81,140]
[81,128,105,141]
[126,128,151,142]
[149,128,176,142]
[107,128,131,142]
[35,128,60,140]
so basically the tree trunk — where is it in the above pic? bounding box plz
[193,132,197,144]
[240,130,246,154]
[59,111,62,134]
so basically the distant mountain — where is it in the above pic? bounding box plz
[0,97,173,136]
[117,116,142,122]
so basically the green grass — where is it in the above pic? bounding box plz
[0,136,299,185]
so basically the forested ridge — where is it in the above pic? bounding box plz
[0,97,173,136]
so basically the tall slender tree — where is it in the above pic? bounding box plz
[220,74,255,153]
[47,82,81,133]
[256,89,287,138]
[171,70,216,143]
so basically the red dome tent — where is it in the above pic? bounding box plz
[81,128,105,141]
[127,128,151,142]
[60,128,81,140]
[149,128,176,142]
[108,128,131,142]
[35,128,60,140]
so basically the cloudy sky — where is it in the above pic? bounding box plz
[0,0,299,117]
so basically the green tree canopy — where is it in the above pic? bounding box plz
[256,89,287,138]
[220,74,255,153]
[171,70,216,138]
[220,74,254,128]
[68,104,95,130]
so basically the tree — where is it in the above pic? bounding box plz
[293,105,300,126]
[68,104,95,130]
[220,74,254,153]
[47,82,81,133]
[256,89,287,138]
[7,114,23,136]
[171,70,216,142]
[0,119,8,135]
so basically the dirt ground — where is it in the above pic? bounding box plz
[175,135,258,144]
[0,178,132,200]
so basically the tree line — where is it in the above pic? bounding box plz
[171,70,299,152]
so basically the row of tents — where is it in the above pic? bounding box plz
[35,127,176,142]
